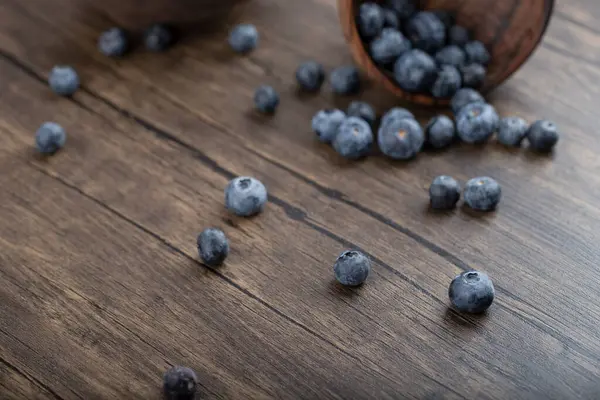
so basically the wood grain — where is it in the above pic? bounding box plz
[0,0,600,398]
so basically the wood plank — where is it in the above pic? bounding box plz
[0,35,595,400]
[0,0,600,398]
[2,0,599,358]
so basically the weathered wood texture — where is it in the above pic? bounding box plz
[0,0,599,398]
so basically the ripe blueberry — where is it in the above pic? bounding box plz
[347,101,376,127]
[197,228,229,267]
[394,49,437,92]
[98,27,129,57]
[434,45,466,68]
[378,117,424,160]
[381,107,415,130]
[464,177,501,211]
[330,66,361,95]
[358,2,385,39]
[228,24,259,53]
[460,63,486,89]
[35,122,66,155]
[449,270,495,313]
[448,25,470,47]
[370,28,411,66]
[296,61,325,92]
[425,115,455,149]
[334,250,371,286]
[332,117,373,160]
[385,0,417,21]
[312,109,346,144]
[48,65,80,96]
[225,177,268,217]
[429,175,460,209]
[456,102,499,144]
[431,65,462,99]
[464,41,490,65]
[405,11,446,54]
[497,117,529,147]
[254,85,279,113]
[527,120,559,152]
[450,88,485,115]
[144,23,176,52]
[382,8,400,29]
[163,366,198,400]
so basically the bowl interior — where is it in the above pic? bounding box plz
[339,0,554,105]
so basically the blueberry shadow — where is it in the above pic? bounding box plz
[460,202,498,218]
[424,203,458,216]
[246,108,277,122]
[443,306,490,327]
[328,279,364,299]
[293,86,323,102]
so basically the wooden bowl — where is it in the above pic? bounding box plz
[96,0,248,31]
[338,0,555,106]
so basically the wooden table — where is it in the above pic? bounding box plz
[1,0,599,398]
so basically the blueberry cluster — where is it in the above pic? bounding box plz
[99,23,177,58]
[357,1,488,98]
[429,175,502,212]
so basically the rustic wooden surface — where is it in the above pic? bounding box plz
[0,0,599,398]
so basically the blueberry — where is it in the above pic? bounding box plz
[450,88,485,115]
[35,122,66,155]
[370,28,411,66]
[228,24,259,53]
[378,117,424,160]
[98,27,129,57]
[225,177,268,217]
[431,65,462,99]
[330,66,361,95]
[448,25,470,47]
[144,23,176,52]
[464,41,490,65]
[312,109,346,144]
[197,228,229,267]
[48,65,80,96]
[429,175,460,209]
[460,63,486,89]
[163,366,198,400]
[464,177,501,211]
[380,107,415,130]
[456,102,499,144]
[333,250,371,286]
[406,11,446,54]
[383,8,400,29]
[434,45,466,68]
[497,117,528,147]
[431,9,455,30]
[347,101,376,126]
[295,61,325,92]
[394,49,437,92]
[254,85,279,113]
[358,3,385,39]
[332,117,373,160]
[425,115,455,149]
[385,0,417,21]
[449,271,495,313]
[527,120,559,152]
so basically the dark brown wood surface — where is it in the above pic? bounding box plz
[0,0,599,398]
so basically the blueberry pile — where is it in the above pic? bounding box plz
[357,1,489,98]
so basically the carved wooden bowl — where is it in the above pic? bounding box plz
[338,0,555,105]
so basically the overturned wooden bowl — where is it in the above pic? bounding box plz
[338,0,555,106]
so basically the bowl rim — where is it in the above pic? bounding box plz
[337,0,556,106]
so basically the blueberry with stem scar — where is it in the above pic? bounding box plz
[225,177,268,217]
[464,176,501,211]
[449,270,495,314]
